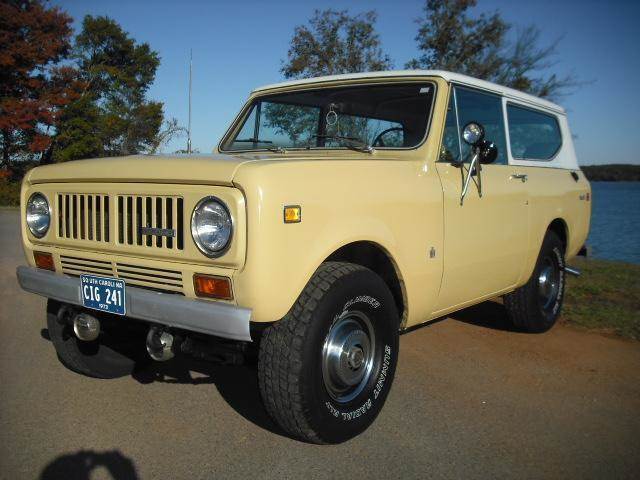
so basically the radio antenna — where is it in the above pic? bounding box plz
[187,49,193,154]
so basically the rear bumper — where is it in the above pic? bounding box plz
[16,266,252,342]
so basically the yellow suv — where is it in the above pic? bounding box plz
[17,70,591,443]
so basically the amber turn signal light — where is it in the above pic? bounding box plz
[193,274,233,300]
[284,205,301,223]
[34,251,55,271]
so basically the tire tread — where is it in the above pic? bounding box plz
[258,261,367,443]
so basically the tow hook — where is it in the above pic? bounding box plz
[564,266,581,277]
[73,312,101,341]
[146,327,176,361]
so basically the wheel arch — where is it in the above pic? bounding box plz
[325,241,407,326]
[547,218,569,254]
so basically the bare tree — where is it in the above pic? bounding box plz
[147,118,186,155]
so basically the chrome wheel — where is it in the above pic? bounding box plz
[538,257,560,311]
[322,310,376,403]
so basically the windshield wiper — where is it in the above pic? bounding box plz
[311,134,375,154]
[267,145,286,153]
[233,138,286,153]
[234,138,273,144]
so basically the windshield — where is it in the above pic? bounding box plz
[221,82,435,152]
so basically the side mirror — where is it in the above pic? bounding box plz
[462,122,485,146]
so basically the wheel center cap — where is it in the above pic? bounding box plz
[347,346,364,369]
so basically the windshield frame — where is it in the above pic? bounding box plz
[218,80,438,154]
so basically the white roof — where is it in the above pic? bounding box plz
[253,69,564,114]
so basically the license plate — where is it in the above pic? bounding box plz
[80,274,126,315]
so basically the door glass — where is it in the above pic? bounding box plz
[454,87,508,165]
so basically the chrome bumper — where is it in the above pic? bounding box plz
[16,266,252,342]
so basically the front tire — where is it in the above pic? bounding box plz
[258,262,399,444]
[504,231,566,333]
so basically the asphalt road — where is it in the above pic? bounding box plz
[1,208,639,480]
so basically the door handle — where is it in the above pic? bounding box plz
[510,173,528,182]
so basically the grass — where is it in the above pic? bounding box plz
[562,257,640,341]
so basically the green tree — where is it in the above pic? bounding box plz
[406,0,578,100]
[281,9,392,79]
[52,15,164,162]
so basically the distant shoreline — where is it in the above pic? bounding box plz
[581,164,640,182]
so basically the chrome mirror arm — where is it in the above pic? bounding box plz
[460,148,483,205]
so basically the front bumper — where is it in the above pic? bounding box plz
[16,266,252,342]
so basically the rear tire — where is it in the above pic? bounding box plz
[46,300,148,379]
[504,231,566,333]
[258,262,399,444]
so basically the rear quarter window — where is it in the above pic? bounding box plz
[507,104,562,160]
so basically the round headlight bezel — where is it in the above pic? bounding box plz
[26,192,51,238]
[190,196,233,258]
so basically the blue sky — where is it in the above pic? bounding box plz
[54,0,640,165]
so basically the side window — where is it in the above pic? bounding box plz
[507,104,562,160]
[439,92,461,163]
[455,87,508,165]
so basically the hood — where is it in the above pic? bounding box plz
[26,154,258,186]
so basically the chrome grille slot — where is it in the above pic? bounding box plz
[115,263,183,293]
[57,194,109,242]
[117,195,183,250]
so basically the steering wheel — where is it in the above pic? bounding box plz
[372,127,404,147]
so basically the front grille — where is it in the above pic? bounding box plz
[116,195,184,250]
[57,194,110,242]
[60,255,184,294]
[56,193,184,252]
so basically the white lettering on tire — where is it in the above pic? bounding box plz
[343,295,380,311]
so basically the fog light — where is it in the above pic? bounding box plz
[34,251,55,271]
[193,274,233,300]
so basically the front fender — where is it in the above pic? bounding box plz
[231,158,443,324]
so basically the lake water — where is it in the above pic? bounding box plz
[587,182,640,264]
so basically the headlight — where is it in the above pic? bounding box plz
[191,196,232,256]
[26,193,50,238]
